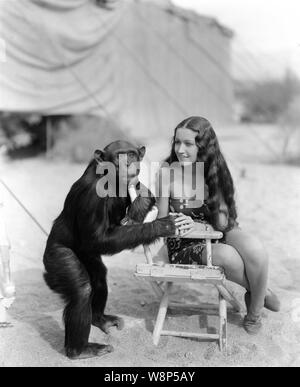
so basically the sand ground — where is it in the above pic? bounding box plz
[0,123,300,367]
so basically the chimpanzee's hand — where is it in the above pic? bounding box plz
[127,196,156,223]
[153,215,176,237]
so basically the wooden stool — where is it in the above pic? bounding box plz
[135,223,243,352]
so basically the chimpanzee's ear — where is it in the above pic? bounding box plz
[94,150,105,162]
[139,146,146,160]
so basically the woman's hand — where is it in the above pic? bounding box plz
[170,212,195,237]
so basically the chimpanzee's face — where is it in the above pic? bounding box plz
[94,141,145,183]
[114,149,140,182]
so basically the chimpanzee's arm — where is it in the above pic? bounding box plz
[126,183,156,223]
[74,191,175,256]
[126,196,156,223]
[100,217,175,255]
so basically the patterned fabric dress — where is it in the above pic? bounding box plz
[166,197,212,265]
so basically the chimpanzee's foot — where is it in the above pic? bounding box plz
[66,343,114,360]
[93,314,124,334]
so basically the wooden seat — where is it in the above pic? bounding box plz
[135,218,243,352]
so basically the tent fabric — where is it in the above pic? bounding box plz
[0,0,234,137]
[115,1,234,135]
[0,0,122,115]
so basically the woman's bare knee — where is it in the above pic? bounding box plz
[202,243,249,288]
[205,243,241,269]
[226,230,268,266]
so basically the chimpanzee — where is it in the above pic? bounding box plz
[43,140,176,360]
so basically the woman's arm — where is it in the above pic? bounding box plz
[156,167,171,219]
[156,196,169,218]
[156,168,194,236]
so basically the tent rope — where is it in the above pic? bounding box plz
[0,179,49,238]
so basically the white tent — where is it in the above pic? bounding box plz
[0,0,122,115]
[0,0,234,137]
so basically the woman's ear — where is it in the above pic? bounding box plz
[139,146,146,160]
[94,150,105,163]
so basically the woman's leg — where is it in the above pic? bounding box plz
[224,228,269,316]
[202,241,264,334]
[202,243,250,290]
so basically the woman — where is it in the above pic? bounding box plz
[156,116,280,334]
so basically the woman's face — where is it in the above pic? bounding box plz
[174,128,198,164]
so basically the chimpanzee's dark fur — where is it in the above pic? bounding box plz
[43,143,175,359]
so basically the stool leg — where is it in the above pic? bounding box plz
[216,284,242,313]
[219,293,227,352]
[153,282,172,345]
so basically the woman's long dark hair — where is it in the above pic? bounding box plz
[165,116,238,231]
